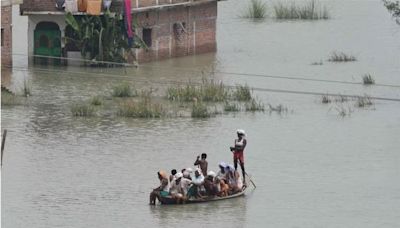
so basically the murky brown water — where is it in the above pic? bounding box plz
[2,0,400,227]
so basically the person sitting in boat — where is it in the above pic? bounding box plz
[216,162,227,181]
[204,171,218,196]
[230,129,247,184]
[225,165,238,194]
[169,172,187,204]
[194,153,208,177]
[169,169,177,182]
[189,169,205,198]
[149,170,170,205]
[183,167,193,180]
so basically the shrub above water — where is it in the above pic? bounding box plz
[328,52,357,62]
[117,99,165,118]
[273,0,330,20]
[191,102,211,118]
[242,0,268,19]
[362,74,375,85]
[71,103,95,117]
[112,83,136,97]
[232,85,252,101]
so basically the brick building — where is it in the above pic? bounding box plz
[1,4,12,68]
[19,0,218,64]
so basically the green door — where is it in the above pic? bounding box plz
[34,30,61,57]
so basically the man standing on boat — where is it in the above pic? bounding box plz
[230,129,247,185]
[194,153,208,177]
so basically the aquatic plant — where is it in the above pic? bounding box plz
[232,84,252,101]
[191,102,211,118]
[166,79,228,102]
[334,95,349,103]
[362,74,375,85]
[268,103,288,114]
[328,52,357,62]
[224,102,240,112]
[90,96,103,106]
[71,103,96,117]
[334,105,353,117]
[112,83,136,97]
[273,0,330,20]
[1,91,20,106]
[311,60,323,65]
[321,95,331,104]
[356,95,373,107]
[117,98,165,118]
[383,0,400,24]
[245,98,265,112]
[242,0,268,19]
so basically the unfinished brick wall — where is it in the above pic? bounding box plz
[1,6,13,68]
[135,1,217,63]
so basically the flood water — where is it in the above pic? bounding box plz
[2,0,400,227]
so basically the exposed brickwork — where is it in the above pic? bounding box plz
[136,1,217,63]
[20,0,217,63]
[1,6,13,68]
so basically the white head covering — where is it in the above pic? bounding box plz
[237,129,245,136]
[219,162,227,168]
[207,171,216,177]
[175,172,183,179]
[185,168,193,173]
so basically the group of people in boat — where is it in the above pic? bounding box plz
[150,129,247,205]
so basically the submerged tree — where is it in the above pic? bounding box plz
[383,0,400,24]
[65,11,146,66]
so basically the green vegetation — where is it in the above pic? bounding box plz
[71,103,96,117]
[90,96,103,106]
[112,83,136,97]
[383,0,400,24]
[117,98,165,118]
[362,74,375,85]
[273,0,330,20]
[356,95,373,107]
[242,0,268,19]
[232,85,252,101]
[191,102,211,118]
[245,98,265,112]
[1,91,19,106]
[166,79,228,102]
[64,12,146,66]
[311,60,323,65]
[268,104,288,114]
[224,102,240,112]
[321,95,331,104]
[328,52,357,62]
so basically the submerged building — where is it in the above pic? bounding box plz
[19,0,218,64]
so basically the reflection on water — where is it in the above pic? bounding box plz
[2,0,400,227]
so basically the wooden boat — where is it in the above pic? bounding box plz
[158,186,247,205]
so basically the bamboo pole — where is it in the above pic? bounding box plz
[1,129,7,167]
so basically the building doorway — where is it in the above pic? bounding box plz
[34,22,62,65]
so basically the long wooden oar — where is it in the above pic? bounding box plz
[1,129,7,167]
[229,150,257,189]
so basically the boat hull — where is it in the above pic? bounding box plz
[158,189,246,205]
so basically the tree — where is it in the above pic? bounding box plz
[383,0,400,24]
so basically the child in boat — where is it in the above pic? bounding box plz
[194,153,208,177]
[149,170,170,205]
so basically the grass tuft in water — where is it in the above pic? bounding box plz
[112,83,136,97]
[118,97,165,118]
[71,103,96,117]
[362,74,375,85]
[321,95,331,104]
[356,95,373,108]
[328,52,357,62]
[311,60,323,65]
[245,98,265,112]
[91,96,103,106]
[232,84,252,101]
[268,103,288,114]
[273,0,330,20]
[1,91,20,106]
[242,0,268,19]
[224,102,240,112]
[191,102,211,118]
[167,79,228,102]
